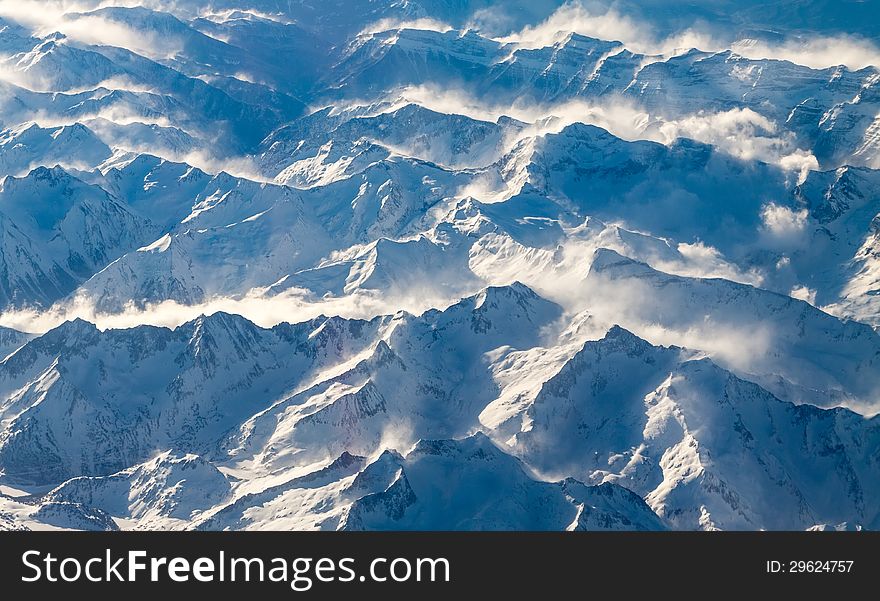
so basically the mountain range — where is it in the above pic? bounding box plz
[0,0,878,531]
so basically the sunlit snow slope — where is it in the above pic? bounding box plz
[0,0,879,531]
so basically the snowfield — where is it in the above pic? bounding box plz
[0,0,878,531]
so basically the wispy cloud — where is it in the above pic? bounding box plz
[360,17,453,36]
[493,1,880,70]
[732,36,880,71]
[0,0,184,60]
[759,202,810,249]
[652,108,819,183]
[493,3,716,56]
[0,286,463,335]
[400,84,653,140]
[399,85,818,179]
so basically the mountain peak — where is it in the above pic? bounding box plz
[39,318,100,345]
[1,166,93,202]
[408,432,498,460]
[588,248,648,275]
[602,324,641,342]
[0,0,878,533]
[187,311,264,338]
[25,165,71,183]
[474,281,539,308]
[559,31,624,52]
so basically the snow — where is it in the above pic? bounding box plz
[0,0,878,532]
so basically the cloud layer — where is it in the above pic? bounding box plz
[0,0,183,61]
[493,1,880,70]
[398,85,818,179]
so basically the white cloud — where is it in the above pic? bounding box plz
[652,108,819,182]
[492,2,720,58]
[790,285,817,305]
[0,59,36,90]
[732,36,880,71]
[0,285,463,335]
[28,104,173,129]
[398,85,818,179]
[493,1,880,70]
[494,4,649,50]
[655,108,778,150]
[177,150,272,183]
[360,17,453,36]
[638,320,775,373]
[578,267,776,373]
[66,76,161,95]
[760,202,809,246]
[400,84,654,140]
[0,0,184,61]
[663,241,763,286]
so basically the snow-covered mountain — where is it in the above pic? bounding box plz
[339,433,666,531]
[0,166,156,308]
[513,325,880,530]
[0,1,878,531]
[0,123,111,176]
[584,249,880,411]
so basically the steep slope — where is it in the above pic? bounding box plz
[2,33,125,92]
[506,123,792,251]
[0,327,30,359]
[226,283,564,469]
[0,0,878,534]
[0,166,155,308]
[0,122,111,175]
[514,326,880,530]
[79,196,330,310]
[0,312,385,485]
[284,235,480,298]
[46,451,231,528]
[341,433,665,531]
[260,103,519,179]
[585,249,880,411]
